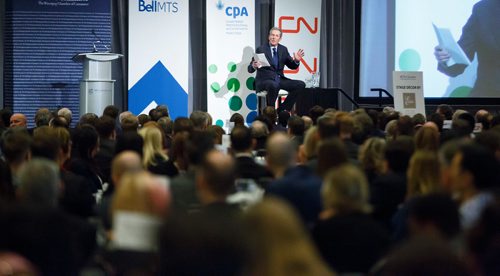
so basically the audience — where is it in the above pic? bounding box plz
[1,104,500,274]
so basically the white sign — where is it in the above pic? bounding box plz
[128,0,189,119]
[206,0,256,127]
[275,0,322,83]
[393,71,426,117]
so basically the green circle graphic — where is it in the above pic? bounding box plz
[398,49,421,71]
[208,64,218,74]
[246,77,255,90]
[211,82,221,93]
[228,62,237,72]
[215,119,224,127]
[229,96,243,111]
[227,78,241,92]
[450,86,472,97]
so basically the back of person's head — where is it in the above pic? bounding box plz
[309,105,325,125]
[57,107,72,125]
[244,198,333,276]
[455,144,500,190]
[322,164,371,214]
[250,120,269,138]
[380,236,469,276]
[475,109,491,131]
[317,138,348,178]
[52,127,71,159]
[111,150,143,188]
[206,125,226,145]
[437,104,454,120]
[385,119,399,141]
[31,126,60,161]
[79,112,98,127]
[72,124,99,160]
[0,108,13,128]
[229,113,245,127]
[49,115,69,129]
[190,110,209,130]
[412,113,426,126]
[17,158,60,207]
[334,112,355,136]
[302,126,320,160]
[262,106,277,124]
[384,136,415,173]
[115,130,144,157]
[157,116,173,135]
[407,194,460,240]
[397,115,415,137]
[197,149,236,198]
[103,105,119,120]
[359,137,386,174]
[230,125,252,152]
[137,114,151,127]
[475,130,500,159]
[277,110,290,127]
[1,128,32,164]
[139,126,167,167]
[287,115,305,137]
[301,115,313,131]
[458,112,476,135]
[407,151,441,198]
[95,115,116,139]
[352,111,374,144]
[266,132,296,169]
[414,125,440,151]
[120,114,139,132]
[156,104,170,118]
[186,130,215,167]
[173,117,193,134]
[428,112,445,132]
[490,114,500,128]
[34,108,52,128]
[317,115,338,139]
[452,109,467,122]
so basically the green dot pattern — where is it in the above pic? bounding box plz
[211,82,221,93]
[398,49,421,71]
[246,77,255,90]
[227,78,241,92]
[216,119,224,127]
[228,62,237,72]
[208,64,217,74]
[450,86,472,97]
[229,96,243,111]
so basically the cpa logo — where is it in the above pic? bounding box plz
[216,0,249,18]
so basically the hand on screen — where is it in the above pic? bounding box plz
[434,46,451,63]
[293,49,305,62]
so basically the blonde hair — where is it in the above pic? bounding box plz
[245,198,333,276]
[139,126,168,168]
[322,164,372,214]
[414,126,439,151]
[359,137,386,175]
[407,150,441,198]
[303,126,320,160]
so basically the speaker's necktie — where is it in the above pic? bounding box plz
[272,47,279,68]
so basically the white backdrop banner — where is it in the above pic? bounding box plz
[275,0,322,83]
[206,0,256,127]
[393,71,426,117]
[128,0,189,119]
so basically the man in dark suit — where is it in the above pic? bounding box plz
[248,27,306,112]
[434,0,500,97]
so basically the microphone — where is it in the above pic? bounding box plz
[91,29,110,52]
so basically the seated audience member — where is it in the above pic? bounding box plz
[190,110,210,131]
[335,112,358,160]
[450,144,500,229]
[230,126,273,187]
[34,108,53,128]
[58,107,73,126]
[245,198,333,276]
[94,116,117,184]
[9,113,27,128]
[358,137,386,184]
[207,125,226,145]
[229,113,245,127]
[371,136,415,229]
[396,115,415,137]
[316,138,349,178]
[317,115,338,140]
[276,110,290,132]
[139,126,178,177]
[377,236,469,276]
[172,116,194,135]
[300,126,320,169]
[266,132,322,228]
[262,106,278,132]
[0,159,97,275]
[385,119,398,141]
[367,109,385,138]
[49,115,70,129]
[287,115,305,148]
[428,112,445,133]
[351,109,374,145]
[103,105,120,121]
[309,105,325,125]
[170,131,214,213]
[107,170,169,274]
[1,128,32,188]
[301,115,313,131]
[137,114,151,128]
[467,200,500,276]
[392,150,442,241]
[157,116,173,150]
[250,120,269,156]
[475,130,500,160]
[414,124,440,151]
[115,130,144,157]
[78,113,98,127]
[120,113,139,133]
[313,164,390,273]
[436,104,453,120]
[32,126,94,218]
[65,124,103,194]
[475,109,491,131]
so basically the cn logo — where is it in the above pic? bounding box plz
[284,58,317,75]
[278,16,318,34]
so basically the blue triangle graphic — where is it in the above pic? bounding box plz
[128,61,188,119]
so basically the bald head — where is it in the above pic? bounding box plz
[266,132,296,169]
[199,149,236,197]
[423,121,439,132]
[10,113,27,128]
[111,150,143,187]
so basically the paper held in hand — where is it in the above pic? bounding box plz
[253,53,271,68]
[433,23,471,67]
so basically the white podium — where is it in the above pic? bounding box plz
[72,52,123,116]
